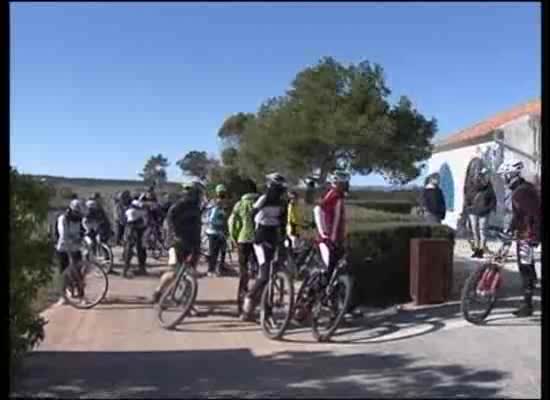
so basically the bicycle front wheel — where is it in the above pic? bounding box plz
[63,261,109,309]
[461,264,499,324]
[311,273,352,342]
[260,271,294,340]
[157,271,198,330]
[96,243,114,274]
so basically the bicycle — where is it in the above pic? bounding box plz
[289,243,354,342]
[144,222,169,260]
[83,230,114,274]
[460,225,517,324]
[61,243,109,310]
[257,239,295,340]
[156,253,199,330]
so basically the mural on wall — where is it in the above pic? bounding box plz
[438,162,454,211]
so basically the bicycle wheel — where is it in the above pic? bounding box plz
[63,261,109,309]
[157,270,198,329]
[311,273,353,342]
[96,243,114,274]
[292,272,318,325]
[461,264,500,324]
[260,270,294,340]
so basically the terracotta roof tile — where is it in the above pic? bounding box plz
[435,99,541,147]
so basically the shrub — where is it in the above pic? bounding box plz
[10,168,54,379]
[347,199,415,214]
[346,222,455,307]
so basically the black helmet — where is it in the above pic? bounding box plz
[265,172,287,189]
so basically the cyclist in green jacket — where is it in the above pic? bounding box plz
[228,182,259,317]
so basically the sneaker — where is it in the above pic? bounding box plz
[513,304,534,318]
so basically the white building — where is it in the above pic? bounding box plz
[427,99,541,230]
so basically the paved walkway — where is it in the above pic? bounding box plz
[12,247,542,398]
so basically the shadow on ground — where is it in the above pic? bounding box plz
[12,347,509,398]
[282,297,541,345]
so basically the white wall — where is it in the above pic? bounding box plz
[428,142,496,229]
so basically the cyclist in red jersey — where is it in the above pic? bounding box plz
[313,170,350,276]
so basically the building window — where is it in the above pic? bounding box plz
[439,162,455,211]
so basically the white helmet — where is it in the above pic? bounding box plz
[85,199,98,209]
[69,199,86,215]
[266,172,287,188]
[497,161,523,185]
[328,170,351,185]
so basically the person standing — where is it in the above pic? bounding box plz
[54,199,86,306]
[421,173,446,224]
[114,190,131,247]
[228,183,259,316]
[497,161,541,317]
[466,168,497,258]
[122,199,148,278]
[241,173,288,321]
[206,184,230,277]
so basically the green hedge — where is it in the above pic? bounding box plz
[347,223,455,307]
[347,199,415,214]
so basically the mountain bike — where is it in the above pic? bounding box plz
[289,243,354,342]
[144,223,168,260]
[460,226,516,324]
[259,240,295,340]
[83,231,114,274]
[62,244,109,309]
[156,254,199,330]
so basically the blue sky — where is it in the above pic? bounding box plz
[10,2,541,186]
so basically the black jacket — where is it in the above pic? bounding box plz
[469,183,497,217]
[422,187,446,220]
[165,196,202,248]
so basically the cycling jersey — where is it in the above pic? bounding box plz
[508,178,541,243]
[316,187,346,243]
[56,212,83,253]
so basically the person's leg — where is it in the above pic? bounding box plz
[237,243,251,314]
[56,251,70,304]
[469,214,480,256]
[244,241,274,315]
[136,227,147,274]
[122,227,134,277]
[515,240,536,317]
[207,234,218,274]
[218,237,227,272]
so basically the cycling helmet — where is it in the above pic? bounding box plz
[85,199,98,209]
[266,172,287,188]
[497,161,523,185]
[328,170,351,186]
[288,190,299,200]
[215,184,227,194]
[69,199,86,216]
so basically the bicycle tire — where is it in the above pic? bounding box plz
[292,272,318,325]
[97,243,114,274]
[311,273,353,342]
[460,264,499,324]
[63,261,109,310]
[157,270,198,330]
[260,270,295,340]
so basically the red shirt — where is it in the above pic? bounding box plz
[318,187,346,243]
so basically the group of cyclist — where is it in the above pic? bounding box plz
[53,159,539,319]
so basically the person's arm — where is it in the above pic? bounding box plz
[438,189,446,220]
[82,217,91,234]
